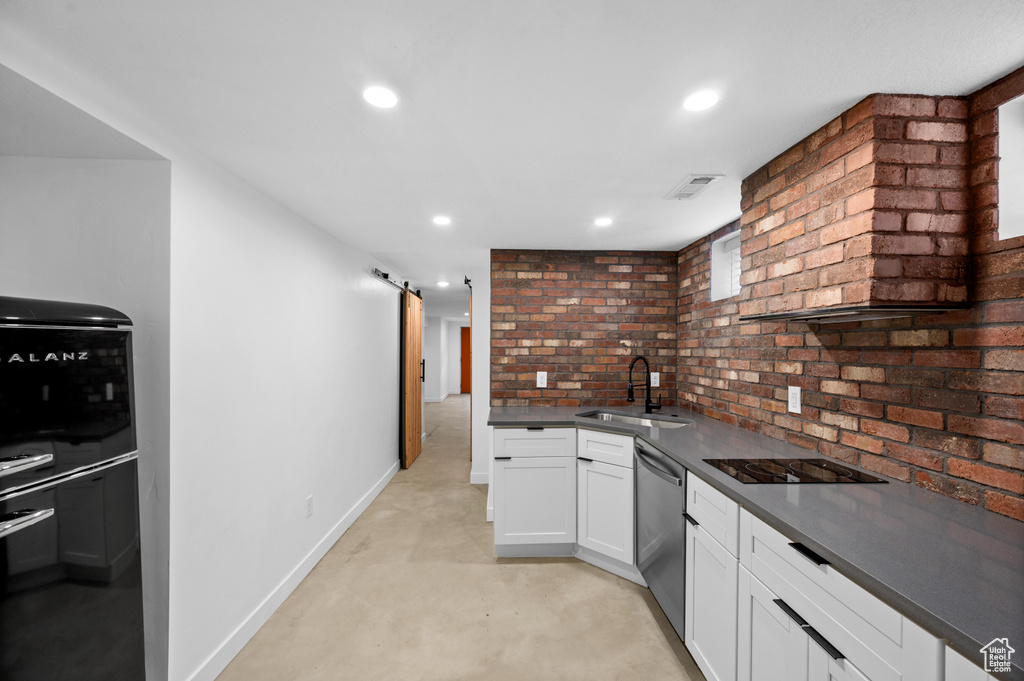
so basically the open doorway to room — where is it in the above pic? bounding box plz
[419,281,472,454]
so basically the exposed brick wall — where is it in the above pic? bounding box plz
[491,250,677,407]
[677,73,1024,522]
[739,94,969,316]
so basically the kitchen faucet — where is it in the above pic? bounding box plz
[627,355,662,414]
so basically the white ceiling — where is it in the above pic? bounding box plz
[1,1,1023,320]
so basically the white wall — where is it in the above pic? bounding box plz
[0,43,403,681]
[422,315,447,402]
[169,159,400,681]
[447,320,463,392]
[0,155,172,679]
[470,275,491,486]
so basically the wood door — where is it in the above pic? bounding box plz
[460,326,471,393]
[400,289,422,469]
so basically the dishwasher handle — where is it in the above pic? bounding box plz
[0,508,54,540]
[634,443,682,487]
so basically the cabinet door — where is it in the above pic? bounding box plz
[809,647,873,681]
[494,456,576,545]
[737,566,809,681]
[577,459,634,564]
[685,521,739,681]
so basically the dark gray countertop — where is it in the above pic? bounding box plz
[488,405,1024,681]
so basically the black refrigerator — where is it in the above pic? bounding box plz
[0,296,145,680]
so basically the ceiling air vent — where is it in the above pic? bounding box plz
[665,174,723,200]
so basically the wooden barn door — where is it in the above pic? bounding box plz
[400,289,422,468]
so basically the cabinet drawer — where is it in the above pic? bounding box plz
[687,472,740,557]
[577,428,634,468]
[741,511,942,681]
[494,427,575,458]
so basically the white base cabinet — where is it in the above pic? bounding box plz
[493,428,576,556]
[577,457,634,565]
[738,565,872,681]
[686,519,739,681]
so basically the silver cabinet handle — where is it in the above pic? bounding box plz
[0,453,54,479]
[634,445,682,486]
[0,508,54,539]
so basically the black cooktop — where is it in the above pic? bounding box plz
[704,458,887,484]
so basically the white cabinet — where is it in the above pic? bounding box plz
[738,565,873,681]
[945,646,1000,681]
[574,428,643,583]
[493,427,576,557]
[686,518,739,681]
[739,509,942,681]
[577,457,634,564]
[685,471,739,681]
[737,565,810,681]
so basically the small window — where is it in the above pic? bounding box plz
[710,232,742,301]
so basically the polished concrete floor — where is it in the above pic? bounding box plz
[216,394,704,681]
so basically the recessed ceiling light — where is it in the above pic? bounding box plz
[433,215,452,226]
[362,85,399,109]
[683,90,719,112]
[594,217,613,227]
[464,312,469,316]
[437,281,450,287]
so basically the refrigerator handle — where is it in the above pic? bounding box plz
[0,453,54,479]
[0,508,55,540]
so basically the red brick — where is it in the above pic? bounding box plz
[767,257,805,279]
[949,371,1024,395]
[985,300,1024,323]
[875,143,937,165]
[913,349,980,368]
[983,442,1024,471]
[948,459,1024,494]
[860,454,911,481]
[986,396,1024,420]
[861,420,910,443]
[954,326,1024,347]
[906,121,967,142]
[887,443,943,471]
[889,405,945,430]
[806,287,843,308]
[768,221,806,247]
[985,492,1024,522]
[872,281,936,303]
[841,432,884,454]
[821,120,875,166]
[890,330,948,347]
[861,384,911,403]
[841,398,885,419]
[770,184,808,213]
[840,366,886,382]
[913,389,980,414]
[906,167,967,189]
[872,95,937,118]
[949,415,1024,445]
[937,98,968,118]
[768,146,806,178]
[914,471,982,505]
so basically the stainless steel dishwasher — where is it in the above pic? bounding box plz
[635,438,687,640]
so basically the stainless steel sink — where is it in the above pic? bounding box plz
[577,411,693,429]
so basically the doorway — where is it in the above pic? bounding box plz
[460,326,471,394]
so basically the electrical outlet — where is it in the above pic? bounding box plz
[651,372,660,388]
[305,495,313,519]
[788,386,801,414]
[537,371,547,388]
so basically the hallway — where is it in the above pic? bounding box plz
[216,394,702,680]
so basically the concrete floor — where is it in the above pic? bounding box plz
[216,394,704,681]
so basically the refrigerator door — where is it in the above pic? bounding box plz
[0,457,144,680]
[0,326,136,495]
